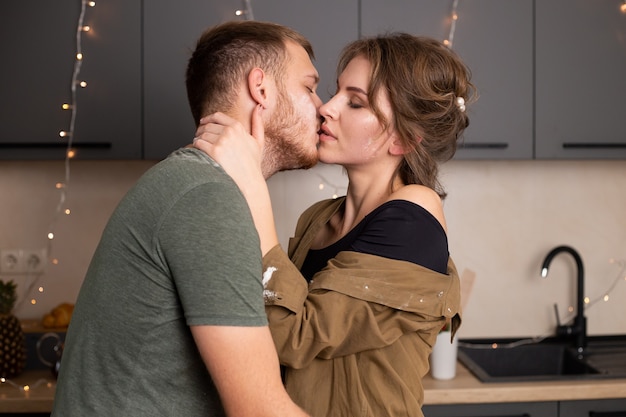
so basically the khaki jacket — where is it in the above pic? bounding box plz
[263,198,461,417]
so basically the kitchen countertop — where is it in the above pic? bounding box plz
[3,363,626,413]
[423,361,626,405]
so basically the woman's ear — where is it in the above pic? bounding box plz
[389,135,409,156]
[247,67,269,108]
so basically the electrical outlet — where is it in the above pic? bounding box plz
[24,249,47,274]
[0,248,47,274]
[0,249,22,274]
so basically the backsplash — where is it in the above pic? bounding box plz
[1,159,624,339]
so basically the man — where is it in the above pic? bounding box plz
[52,21,321,416]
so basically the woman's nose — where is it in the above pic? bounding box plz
[319,97,337,120]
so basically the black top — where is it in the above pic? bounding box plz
[300,199,449,282]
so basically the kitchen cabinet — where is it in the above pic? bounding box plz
[0,0,142,160]
[3,1,624,161]
[560,398,626,417]
[535,0,626,159]
[422,401,557,417]
[142,0,237,160]
[143,0,358,160]
[423,398,626,416]
[361,0,534,160]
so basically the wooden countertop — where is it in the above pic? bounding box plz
[423,361,626,405]
[3,363,626,412]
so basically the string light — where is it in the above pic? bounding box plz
[316,174,346,200]
[461,257,626,350]
[444,0,460,48]
[621,1,626,14]
[235,0,254,20]
[0,377,54,393]
[19,0,93,308]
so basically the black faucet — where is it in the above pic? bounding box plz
[540,245,587,354]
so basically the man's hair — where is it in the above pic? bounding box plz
[186,20,314,125]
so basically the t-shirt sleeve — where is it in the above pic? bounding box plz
[157,182,267,327]
[350,201,449,274]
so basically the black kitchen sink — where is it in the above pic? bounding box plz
[458,336,626,383]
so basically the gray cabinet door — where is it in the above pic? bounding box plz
[252,0,359,105]
[535,0,626,159]
[0,0,142,160]
[361,0,534,160]
[142,0,238,160]
[422,401,557,417]
[143,0,358,161]
[559,398,626,417]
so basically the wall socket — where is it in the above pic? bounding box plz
[0,248,47,275]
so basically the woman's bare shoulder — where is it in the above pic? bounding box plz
[388,185,447,232]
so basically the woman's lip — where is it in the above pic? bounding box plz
[318,126,336,140]
[319,132,335,142]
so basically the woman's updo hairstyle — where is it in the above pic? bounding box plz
[336,33,477,198]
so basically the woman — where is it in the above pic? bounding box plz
[195,33,475,417]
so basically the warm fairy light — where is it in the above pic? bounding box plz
[65,209,71,215]
[318,183,324,190]
[23,385,30,391]
[30,299,36,305]
[38,287,44,293]
[621,2,626,13]
[235,0,254,20]
[42,1,96,304]
[444,0,460,48]
[584,297,590,304]
[603,294,609,302]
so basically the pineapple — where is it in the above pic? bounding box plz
[0,280,26,378]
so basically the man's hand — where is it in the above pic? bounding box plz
[193,105,265,189]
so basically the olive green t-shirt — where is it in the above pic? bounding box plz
[52,148,266,416]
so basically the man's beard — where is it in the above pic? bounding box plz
[263,91,318,177]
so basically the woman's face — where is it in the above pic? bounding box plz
[318,55,397,168]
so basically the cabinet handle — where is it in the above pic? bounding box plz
[459,142,509,149]
[0,142,112,149]
[589,412,626,417]
[485,414,529,417]
[562,143,626,149]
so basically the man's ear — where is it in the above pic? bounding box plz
[247,67,269,108]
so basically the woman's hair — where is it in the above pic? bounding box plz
[186,20,314,125]
[337,33,476,199]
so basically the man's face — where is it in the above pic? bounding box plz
[264,41,322,173]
